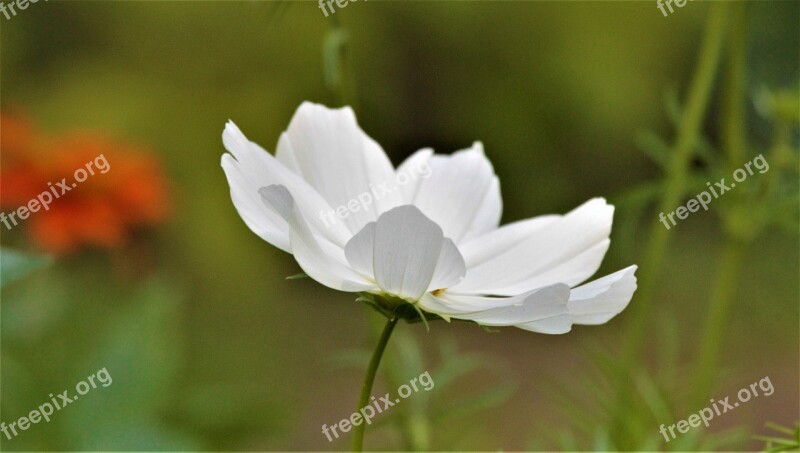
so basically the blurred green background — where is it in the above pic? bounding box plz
[1,0,798,450]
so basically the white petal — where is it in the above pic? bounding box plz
[417,266,637,334]
[451,198,614,296]
[514,314,575,335]
[222,121,352,249]
[418,284,571,333]
[371,206,463,300]
[345,218,465,295]
[458,215,560,267]
[347,205,466,301]
[275,102,403,234]
[259,185,375,292]
[398,143,502,244]
[221,154,290,252]
[395,148,433,205]
[350,206,437,299]
[429,238,466,291]
[450,284,569,325]
[344,222,376,279]
[568,265,638,325]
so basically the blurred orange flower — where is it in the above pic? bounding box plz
[1,112,171,255]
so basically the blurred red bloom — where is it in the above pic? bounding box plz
[1,112,171,255]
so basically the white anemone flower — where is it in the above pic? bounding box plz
[221,102,637,334]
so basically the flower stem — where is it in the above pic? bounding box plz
[611,3,729,447]
[692,2,750,404]
[352,316,399,452]
[622,0,729,369]
[691,238,747,404]
[721,1,749,171]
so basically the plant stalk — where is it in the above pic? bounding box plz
[692,1,750,404]
[352,316,399,451]
[691,238,747,403]
[612,3,730,446]
[622,0,729,370]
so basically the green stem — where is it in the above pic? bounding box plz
[612,3,729,447]
[692,1,750,404]
[324,15,358,108]
[352,316,399,452]
[622,0,729,366]
[721,1,748,170]
[691,239,747,403]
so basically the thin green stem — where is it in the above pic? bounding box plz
[692,1,750,404]
[323,15,358,108]
[691,239,747,403]
[611,3,729,447]
[622,0,729,367]
[721,1,749,170]
[352,316,399,452]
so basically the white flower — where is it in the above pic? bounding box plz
[221,102,637,333]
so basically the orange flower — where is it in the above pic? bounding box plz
[1,113,171,255]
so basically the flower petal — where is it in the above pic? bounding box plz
[514,314,575,335]
[222,121,352,249]
[418,284,572,333]
[395,148,433,204]
[418,266,636,333]
[343,221,376,280]
[451,198,614,296]
[275,102,403,234]
[397,143,502,245]
[429,238,466,291]
[345,205,466,301]
[259,185,375,292]
[457,215,560,267]
[221,153,290,252]
[567,265,638,325]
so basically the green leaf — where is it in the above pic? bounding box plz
[633,371,674,423]
[756,422,800,452]
[407,303,430,331]
[356,294,395,319]
[664,86,682,126]
[764,422,797,437]
[0,248,51,289]
[636,131,671,169]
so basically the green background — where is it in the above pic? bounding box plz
[1,1,798,450]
